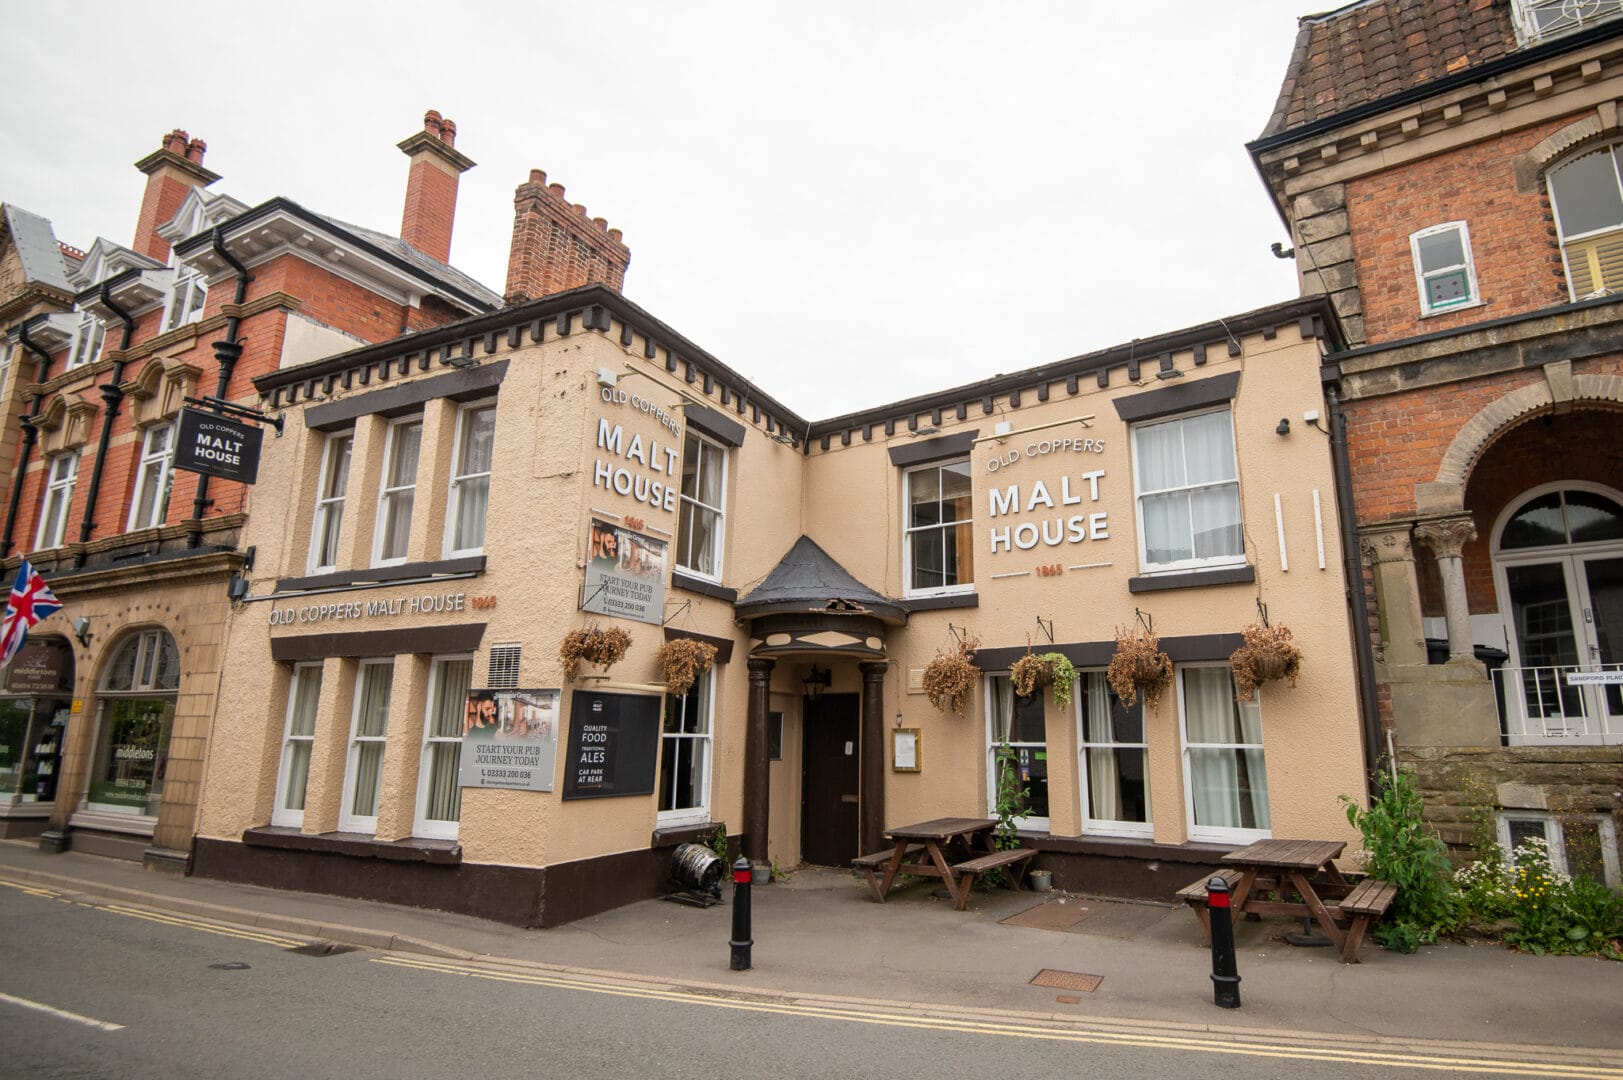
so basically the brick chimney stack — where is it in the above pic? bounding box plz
[504,168,630,304]
[398,109,475,265]
[132,129,219,262]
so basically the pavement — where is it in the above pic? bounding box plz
[3,838,1620,1060]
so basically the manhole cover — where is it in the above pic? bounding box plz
[1029,968,1103,992]
[287,941,359,957]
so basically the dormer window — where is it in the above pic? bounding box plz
[1512,0,1623,44]
[67,313,104,370]
[163,264,206,331]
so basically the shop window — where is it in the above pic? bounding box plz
[373,417,422,566]
[986,674,1048,830]
[1548,143,1623,299]
[162,265,207,332]
[1500,811,1621,889]
[272,663,322,828]
[1410,222,1479,316]
[659,670,713,824]
[67,313,103,370]
[676,431,727,580]
[444,402,496,557]
[1131,408,1243,574]
[308,432,353,572]
[35,452,80,551]
[126,423,176,531]
[1076,670,1150,837]
[415,656,472,839]
[85,630,179,817]
[340,660,393,833]
[1180,665,1269,843]
[904,458,974,597]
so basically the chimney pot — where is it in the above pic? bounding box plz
[529,169,547,185]
[165,129,190,155]
[593,216,608,231]
[548,183,566,198]
[440,117,456,145]
[423,109,443,135]
[608,228,623,242]
[186,137,207,164]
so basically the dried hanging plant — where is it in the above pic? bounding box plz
[1106,625,1173,710]
[560,624,632,681]
[922,634,980,715]
[1229,622,1303,702]
[1009,651,1079,708]
[657,637,718,696]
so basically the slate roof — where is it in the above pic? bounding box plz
[3,205,76,294]
[735,535,906,623]
[321,213,501,310]
[1259,0,1519,138]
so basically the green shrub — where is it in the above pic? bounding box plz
[1342,770,1457,951]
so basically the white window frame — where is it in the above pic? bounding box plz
[1179,664,1270,846]
[0,339,13,403]
[126,423,177,531]
[272,663,323,828]
[658,670,714,826]
[1499,810,1621,889]
[81,629,179,819]
[984,674,1050,833]
[1410,221,1481,316]
[35,452,79,550]
[339,659,394,834]
[443,401,496,558]
[902,457,975,598]
[162,265,207,332]
[675,430,727,581]
[1511,0,1623,44]
[1130,406,1245,575]
[308,431,353,573]
[1075,669,1152,839]
[372,416,422,567]
[414,655,472,839]
[67,313,104,370]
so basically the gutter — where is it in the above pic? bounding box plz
[1,317,56,557]
[187,228,251,549]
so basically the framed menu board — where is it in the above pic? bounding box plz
[561,689,661,800]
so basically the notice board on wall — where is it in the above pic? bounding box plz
[561,689,661,800]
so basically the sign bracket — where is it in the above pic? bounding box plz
[184,395,284,436]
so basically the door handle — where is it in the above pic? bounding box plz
[841,794,859,804]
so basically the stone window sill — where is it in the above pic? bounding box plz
[242,825,461,865]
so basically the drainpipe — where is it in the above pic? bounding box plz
[1327,382,1386,796]
[1,318,56,557]
[186,228,249,549]
[72,286,135,568]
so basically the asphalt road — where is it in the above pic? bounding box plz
[0,882,1612,1080]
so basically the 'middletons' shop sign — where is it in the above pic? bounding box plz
[175,407,264,484]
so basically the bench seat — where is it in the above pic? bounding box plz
[1335,878,1396,963]
[1177,868,1246,942]
[949,848,1035,906]
[851,845,926,902]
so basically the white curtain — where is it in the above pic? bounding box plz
[1083,677,1122,820]
[424,661,471,822]
[281,667,322,812]
[1185,668,1269,831]
[350,663,393,820]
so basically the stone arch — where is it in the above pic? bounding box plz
[1417,374,1623,514]
[1514,101,1621,189]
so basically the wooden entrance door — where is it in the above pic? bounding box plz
[801,693,860,866]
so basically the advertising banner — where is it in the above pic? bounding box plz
[174,407,264,484]
[582,518,667,625]
[458,688,560,792]
[561,689,662,800]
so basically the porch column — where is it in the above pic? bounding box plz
[859,661,887,857]
[1359,523,1428,667]
[743,657,774,868]
[1415,515,1478,663]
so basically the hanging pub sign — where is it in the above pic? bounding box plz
[174,407,264,484]
[581,517,667,626]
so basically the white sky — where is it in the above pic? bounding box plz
[1,1,1314,421]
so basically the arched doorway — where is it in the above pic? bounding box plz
[1491,483,1623,744]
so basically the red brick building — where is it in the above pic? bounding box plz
[0,112,500,865]
[1252,0,1622,882]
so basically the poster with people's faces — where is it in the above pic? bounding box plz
[582,517,667,625]
[458,689,560,791]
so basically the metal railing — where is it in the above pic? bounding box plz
[1491,663,1623,744]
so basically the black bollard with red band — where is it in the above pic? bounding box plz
[730,856,753,971]
[1207,876,1241,1008]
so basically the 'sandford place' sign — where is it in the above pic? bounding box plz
[175,407,263,484]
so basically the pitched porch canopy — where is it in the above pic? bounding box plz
[734,535,904,658]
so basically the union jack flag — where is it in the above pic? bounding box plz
[1,560,63,670]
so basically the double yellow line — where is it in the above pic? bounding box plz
[0,878,305,950]
[373,954,1623,1078]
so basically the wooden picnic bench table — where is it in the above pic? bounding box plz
[1177,838,1396,963]
[851,817,1034,910]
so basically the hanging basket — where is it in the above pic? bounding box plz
[1106,626,1173,710]
[1010,650,1079,708]
[922,634,980,715]
[560,624,632,681]
[1229,623,1303,702]
[657,637,718,696]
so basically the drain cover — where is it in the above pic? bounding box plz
[1029,968,1103,992]
[287,941,359,957]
